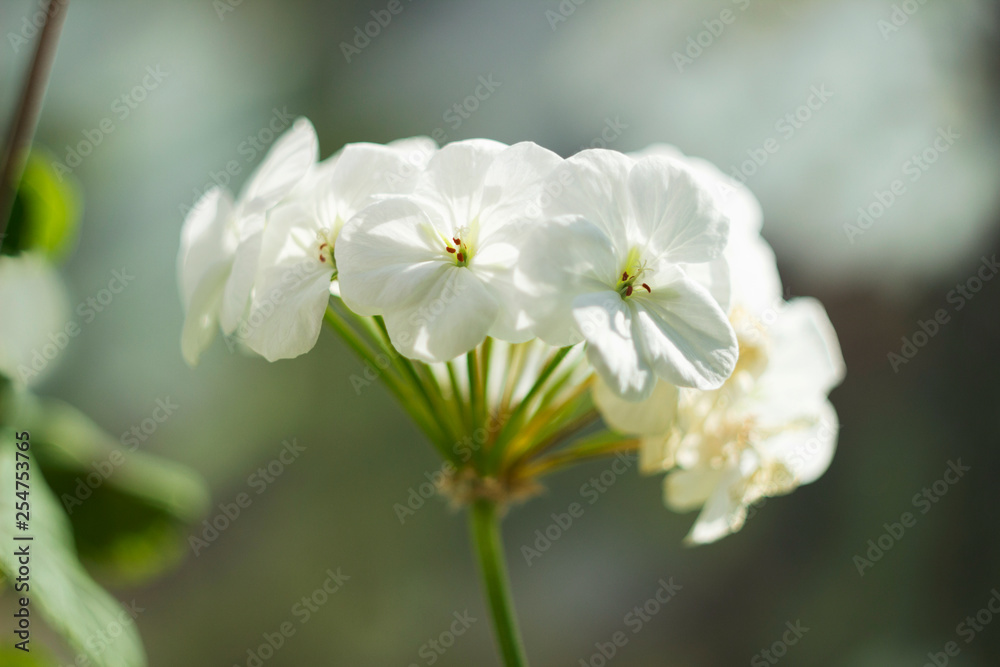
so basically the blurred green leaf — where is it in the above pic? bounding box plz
[1,149,81,262]
[0,431,147,667]
[13,394,209,583]
[0,646,56,666]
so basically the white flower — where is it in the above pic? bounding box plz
[624,298,844,545]
[520,149,739,401]
[0,253,70,387]
[241,137,437,361]
[335,139,563,363]
[177,117,318,365]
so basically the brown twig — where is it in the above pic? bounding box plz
[0,0,70,241]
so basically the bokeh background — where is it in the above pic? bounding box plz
[2,0,1000,664]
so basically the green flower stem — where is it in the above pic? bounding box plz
[470,499,529,667]
[488,346,573,472]
[522,432,640,479]
[368,315,464,446]
[323,306,454,460]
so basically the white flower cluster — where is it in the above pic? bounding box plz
[177,119,845,544]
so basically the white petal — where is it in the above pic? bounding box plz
[727,231,783,317]
[754,298,845,416]
[177,187,235,308]
[573,292,656,401]
[630,144,763,235]
[242,203,334,361]
[761,400,839,487]
[219,211,266,335]
[681,255,731,313]
[472,242,535,343]
[543,149,633,250]
[327,142,425,217]
[239,117,318,209]
[664,466,726,513]
[679,465,747,545]
[627,156,729,264]
[336,198,451,316]
[412,139,507,230]
[632,273,738,390]
[382,266,499,362]
[180,262,229,367]
[593,378,679,436]
[519,215,619,346]
[477,141,563,245]
[243,263,332,362]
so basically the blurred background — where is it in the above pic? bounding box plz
[2,0,1000,664]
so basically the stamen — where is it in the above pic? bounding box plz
[457,252,465,262]
[642,283,651,293]
[447,247,456,253]
[625,285,633,297]
[622,271,628,281]
[453,237,461,245]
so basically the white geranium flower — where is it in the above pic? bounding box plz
[0,253,70,387]
[177,117,318,366]
[243,137,437,361]
[335,139,562,363]
[624,298,844,545]
[520,149,738,401]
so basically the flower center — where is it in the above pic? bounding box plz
[616,247,651,298]
[445,226,474,267]
[316,228,337,270]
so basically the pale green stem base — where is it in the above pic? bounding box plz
[469,499,529,667]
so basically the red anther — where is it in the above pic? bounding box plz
[447,247,456,253]
[642,283,651,292]
[622,271,628,281]
[453,237,461,245]
[625,285,633,297]
[319,256,326,263]
[457,252,465,262]
[319,243,327,250]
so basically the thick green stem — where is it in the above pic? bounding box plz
[470,499,529,667]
